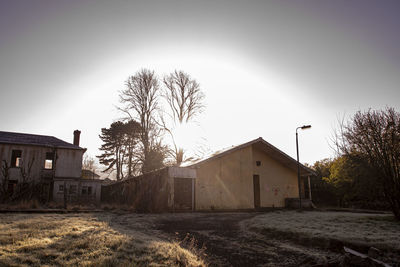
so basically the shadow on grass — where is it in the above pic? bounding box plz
[0,212,205,266]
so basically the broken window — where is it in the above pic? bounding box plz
[59,185,64,192]
[69,185,77,194]
[44,152,54,170]
[81,186,87,195]
[11,150,22,167]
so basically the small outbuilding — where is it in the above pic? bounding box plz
[184,137,315,210]
[101,167,197,212]
[102,137,314,212]
[53,177,102,203]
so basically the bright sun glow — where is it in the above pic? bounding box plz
[169,122,201,157]
[55,42,316,165]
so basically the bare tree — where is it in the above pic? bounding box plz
[0,160,10,200]
[334,107,400,220]
[163,70,205,123]
[162,70,205,165]
[119,69,164,173]
[20,156,35,183]
[83,154,96,171]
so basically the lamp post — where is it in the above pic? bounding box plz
[296,125,311,209]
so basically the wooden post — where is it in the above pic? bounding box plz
[308,176,312,201]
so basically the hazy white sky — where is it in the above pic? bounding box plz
[1,0,400,165]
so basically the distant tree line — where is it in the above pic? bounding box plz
[97,69,205,180]
[311,107,400,220]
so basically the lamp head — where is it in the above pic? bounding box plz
[301,125,311,130]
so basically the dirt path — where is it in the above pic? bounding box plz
[156,212,342,266]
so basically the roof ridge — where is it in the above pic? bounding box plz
[0,130,85,150]
[0,130,56,138]
[182,137,316,176]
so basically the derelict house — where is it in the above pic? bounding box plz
[0,130,101,203]
[102,137,314,211]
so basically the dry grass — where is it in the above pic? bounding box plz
[0,199,43,210]
[243,210,400,251]
[0,213,205,266]
[2,211,399,266]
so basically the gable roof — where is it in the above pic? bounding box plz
[183,137,316,177]
[0,131,85,150]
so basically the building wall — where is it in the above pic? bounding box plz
[55,149,83,178]
[53,179,101,203]
[194,144,303,210]
[101,168,172,212]
[101,167,196,212]
[195,146,254,210]
[0,144,83,183]
[252,146,299,208]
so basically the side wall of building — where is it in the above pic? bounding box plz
[252,146,299,208]
[101,168,172,212]
[0,144,83,182]
[53,179,101,203]
[55,149,83,178]
[195,146,254,210]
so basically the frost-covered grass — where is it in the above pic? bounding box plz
[0,213,204,266]
[2,211,398,266]
[243,210,400,251]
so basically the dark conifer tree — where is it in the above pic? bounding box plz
[97,120,141,180]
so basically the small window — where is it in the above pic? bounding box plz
[256,161,261,166]
[44,152,54,169]
[69,185,77,194]
[81,186,87,195]
[87,186,92,195]
[11,150,22,167]
[59,185,64,192]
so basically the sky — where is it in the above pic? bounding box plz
[1,0,400,166]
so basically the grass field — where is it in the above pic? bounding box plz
[243,210,400,251]
[0,211,399,266]
[0,213,204,266]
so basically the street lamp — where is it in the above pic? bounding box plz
[296,125,311,209]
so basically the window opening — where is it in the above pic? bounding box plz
[11,150,22,167]
[69,185,77,194]
[81,186,87,195]
[44,152,54,169]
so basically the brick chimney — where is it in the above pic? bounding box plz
[73,130,81,146]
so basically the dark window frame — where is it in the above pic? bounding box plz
[81,186,87,195]
[44,152,54,170]
[11,150,22,168]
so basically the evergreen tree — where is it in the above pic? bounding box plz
[97,120,141,180]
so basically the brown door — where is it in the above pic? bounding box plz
[174,178,193,210]
[253,175,260,208]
